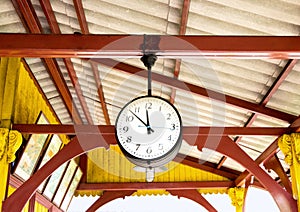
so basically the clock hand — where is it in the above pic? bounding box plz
[146,109,151,134]
[138,125,173,130]
[130,110,154,133]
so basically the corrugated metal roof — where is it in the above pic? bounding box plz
[1,0,300,206]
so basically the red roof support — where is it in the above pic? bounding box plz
[0,34,299,59]
[12,124,294,136]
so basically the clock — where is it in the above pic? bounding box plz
[115,95,182,168]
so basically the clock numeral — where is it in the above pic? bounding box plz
[168,135,172,141]
[136,144,141,151]
[146,147,152,154]
[170,124,175,131]
[122,126,129,133]
[158,143,163,150]
[166,113,171,120]
[145,102,152,110]
[126,136,132,143]
[134,107,140,113]
[126,115,134,122]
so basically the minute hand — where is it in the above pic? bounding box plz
[129,110,154,133]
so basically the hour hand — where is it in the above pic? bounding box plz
[130,110,154,133]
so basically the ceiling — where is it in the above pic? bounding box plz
[1,0,300,209]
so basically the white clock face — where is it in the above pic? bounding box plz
[115,96,182,161]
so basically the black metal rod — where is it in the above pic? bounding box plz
[141,54,157,97]
[148,66,152,96]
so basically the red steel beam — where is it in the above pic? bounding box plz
[73,0,89,34]
[39,0,60,33]
[91,58,297,123]
[12,124,294,136]
[78,181,234,191]
[91,63,111,125]
[179,0,190,35]
[0,34,299,59]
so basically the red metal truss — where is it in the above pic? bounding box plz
[11,124,294,136]
[73,0,89,34]
[91,62,111,125]
[0,34,299,59]
[3,133,297,211]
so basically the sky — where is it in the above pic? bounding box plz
[68,187,279,212]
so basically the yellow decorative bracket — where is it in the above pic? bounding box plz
[228,187,246,212]
[278,133,300,211]
[0,128,22,210]
[0,129,22,163]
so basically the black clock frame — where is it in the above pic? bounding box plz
[115,95,183,168]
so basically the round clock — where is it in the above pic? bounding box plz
[115,96,182,168]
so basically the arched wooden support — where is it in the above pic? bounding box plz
[185,135,297,212]
[2,131,115,212]
[86,191,134,212]
[169,190,217,212]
